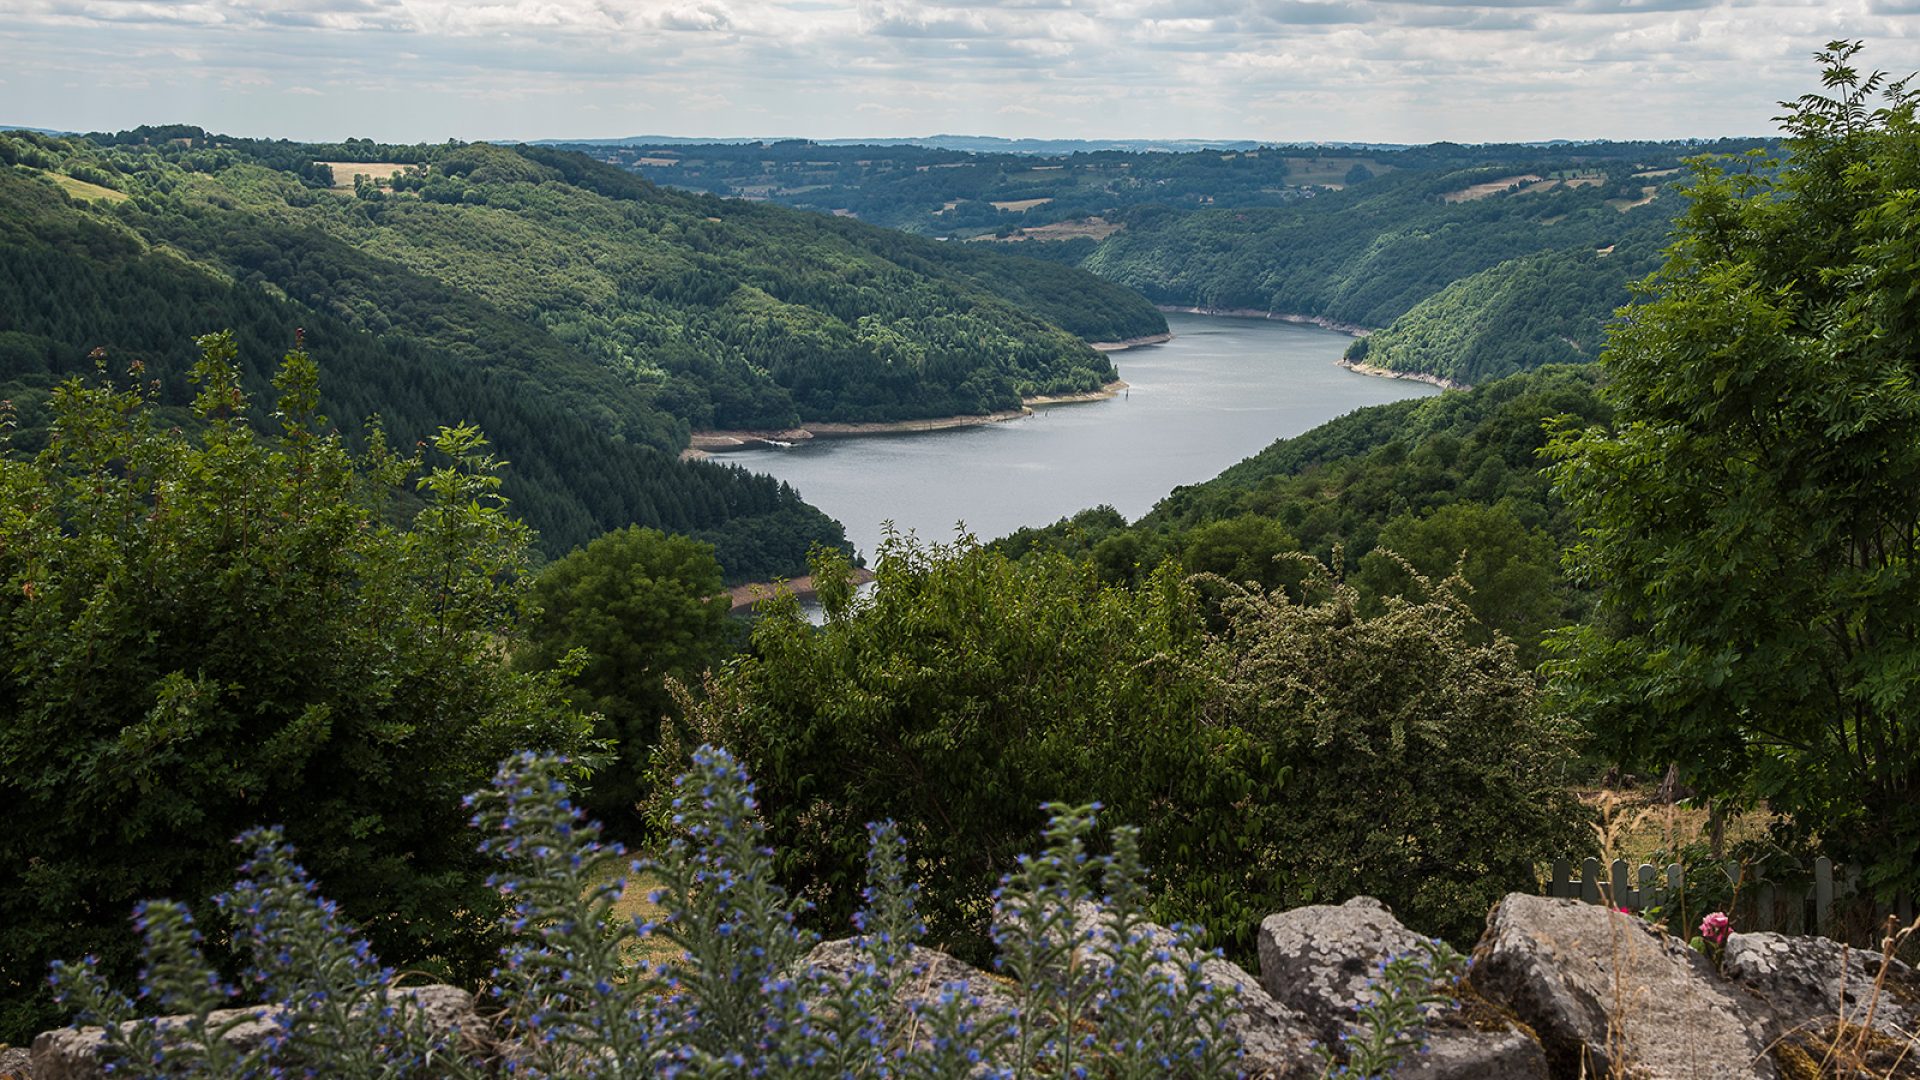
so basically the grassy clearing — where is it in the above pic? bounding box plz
[989,197,1053,212]
[46,171,129,203]
[1580,785,1776,868]
[986,216,1122,243]
[317,161,416,190]
[1441,174,1544,202]
[590,860,683,969]
[1607,185,1660,212]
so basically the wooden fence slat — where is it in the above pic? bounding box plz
[1815,858,1834,937]
[1756,884,1777,932]
[1611,859,1631,910]
[1638,864,1659,912]
[1582,858,1602,904]
[1552,858,1572,899]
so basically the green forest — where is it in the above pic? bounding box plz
[0,129,1165,574]
[577,134,1770,389]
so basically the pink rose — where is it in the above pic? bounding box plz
[1700,911,1731,945]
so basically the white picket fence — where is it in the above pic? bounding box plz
[1546,855,1915,938]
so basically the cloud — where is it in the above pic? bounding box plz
[2,0,1915,143]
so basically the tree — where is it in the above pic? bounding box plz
[517,526,734,836]
[1547,42,1920,898]
[0,333,592,1041]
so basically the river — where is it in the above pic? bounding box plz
[721,311,1443,562]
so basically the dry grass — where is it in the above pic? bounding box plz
[1608,185,1661,212]
[1441,174,1545,203]
[983,216,1123,243]
[989,197,1053,212]
[317,161,416,190]
[590,861,683,970]
[1574,785,1776,869]
[45,171,129,203]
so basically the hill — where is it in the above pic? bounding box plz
[0,127,1165,574]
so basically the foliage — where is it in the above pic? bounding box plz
[670,533,1590,963]
[1351,240,1664,384]
[51,748,1249,1078]
[1207,566,1592,946]
[1314,939,1467,1078]
[662,532,1236,962]
[0,160,847,575]
[517,526,735,837]
[0,334,594,1043]
[1547,42,1920,902]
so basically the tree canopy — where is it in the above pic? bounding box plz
[1548,42,1920,899]
[0,334,593,1041]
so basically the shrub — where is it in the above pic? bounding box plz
[1209,562,1592,946]
[0,333,592,1041]
[51,747,1247,1078]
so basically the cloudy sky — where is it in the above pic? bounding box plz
[2,0,1915,144]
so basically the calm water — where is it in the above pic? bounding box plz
[723,312,1442,562]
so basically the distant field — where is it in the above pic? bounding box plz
[985,216,1122,243]
[989,197,1053,212]
[1282,155,1393,187]
[45,171,128,203]
[1442,174,1544,202]
[1607,185,1660,212]
[1633,167,1681,178]
[318,161,416,190]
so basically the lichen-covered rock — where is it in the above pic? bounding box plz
[1474,894,1778,1079]
[29,985,483,1080]
[0,1046,32,1079]
[1724,932,1917,1038]
[1257,896,1546,1079]
[805,937,1021,1033]
[31,1007,282,1080]
[1258,896,1426,1036]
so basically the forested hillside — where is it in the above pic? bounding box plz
[576,135,1763,387]
[0,127,1163,573]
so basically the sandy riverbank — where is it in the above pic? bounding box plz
[1336,358,1464,391]
[726,566,877,611]
[689,379,1131,453]
[1090,332,1173,352]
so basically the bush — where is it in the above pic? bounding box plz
[1209,562,1592,946]
[666,534,1590,961]
[52,748,1246,1078]
[0,334,592,1041]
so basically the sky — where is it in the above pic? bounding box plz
[2,0,1916,145]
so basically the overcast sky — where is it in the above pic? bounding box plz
[2,0,1915,144]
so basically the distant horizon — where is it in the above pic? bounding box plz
[1,124,1775,152]
[3,1,1912,146]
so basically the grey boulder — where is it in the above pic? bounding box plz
[1473,894,1778,1079]
[1256,896,1547,1079]
[31,984,483,1080]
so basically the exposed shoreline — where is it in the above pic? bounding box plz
[726,566,877,611]
[1159,305,1466,390]
[689,378,1134,454]
[1335,358,1465,391]
[1157,304,1374,338]
[1089,331,1174,352]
